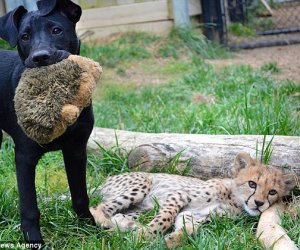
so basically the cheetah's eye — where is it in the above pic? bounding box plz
[269,189,277,195]
[248,181,257,189]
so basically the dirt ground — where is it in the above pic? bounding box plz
[100,44,300,92]
[206,44,300,83]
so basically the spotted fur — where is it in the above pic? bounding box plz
[90,152,296,248]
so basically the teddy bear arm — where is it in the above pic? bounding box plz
[61,104,80,125]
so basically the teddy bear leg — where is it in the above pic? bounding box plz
[61,104,80,125]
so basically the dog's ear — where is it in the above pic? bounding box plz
[37,0,57,16]
[59,0,82,23]
[0,6,27,47]
[38,0,82,23]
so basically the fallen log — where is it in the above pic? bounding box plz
[88,128,300,178]
[257,202,298,250]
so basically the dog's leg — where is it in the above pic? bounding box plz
[15,145,45,246]
[62,144,94,223]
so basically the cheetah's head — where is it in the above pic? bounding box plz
[231,152,297,216]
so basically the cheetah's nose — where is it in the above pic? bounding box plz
[254,200,264,207]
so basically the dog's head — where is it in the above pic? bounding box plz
[0,0,81,68]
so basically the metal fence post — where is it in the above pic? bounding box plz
[5,0,37,12]
[200,0,227,45]
[172,0,191,28]
[218,0,227,45]
[0,0,5,16]
[228,0,246,23]
[23,0,37,11]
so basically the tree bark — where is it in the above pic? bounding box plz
[88,128,300,178]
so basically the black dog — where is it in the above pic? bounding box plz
[0,0,95,247]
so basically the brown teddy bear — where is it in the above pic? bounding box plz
[14,55,102,144]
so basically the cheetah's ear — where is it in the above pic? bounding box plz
[282,173,297,196]
[230,152,255,177]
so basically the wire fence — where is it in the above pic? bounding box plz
[201,0,300,49]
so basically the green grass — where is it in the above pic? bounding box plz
[281,208,300,246]
[0,39,14,50]
[93,62,299,136]
[228,23,255,37]
[81,28,230,68]
[80,31,157,68]
[157,28,230,59]
[260,61,281,74]
[1,29,299,249]
[246,2,275,31]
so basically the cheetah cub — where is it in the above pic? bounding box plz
[90,152,296,248]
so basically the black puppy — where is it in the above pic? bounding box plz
[0,0,95,247]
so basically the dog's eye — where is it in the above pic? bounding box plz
[21,33,30,41]
[52,27,62,35]
[248,181,257,189]
[269,189,277,195]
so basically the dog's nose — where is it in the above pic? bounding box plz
[254,200,264,207]
[32,50,51,63]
